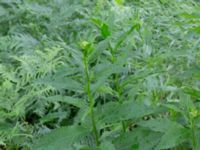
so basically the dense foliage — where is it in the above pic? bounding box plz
[0,0,200,149]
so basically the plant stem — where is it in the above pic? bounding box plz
[111,24,137,132]
[122,121,126,132]
[191,119,197,150]
[114,24,138,51]
[83,56,100,146]
[115,74,126,132]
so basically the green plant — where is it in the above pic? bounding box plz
[0,0,200,149]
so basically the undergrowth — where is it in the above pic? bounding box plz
[0,0,200,149]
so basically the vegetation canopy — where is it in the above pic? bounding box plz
[0,0,200,149]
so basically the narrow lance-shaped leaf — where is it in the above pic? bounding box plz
[46,95,87,108]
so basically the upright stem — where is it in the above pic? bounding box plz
[83,56,100,146]
[111,24,137,132]
[115,75,126,132]
[190,119,197,150]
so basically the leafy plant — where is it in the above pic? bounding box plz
[0,0,200,149]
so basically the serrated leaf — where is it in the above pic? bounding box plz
[113,128,161,150]
[98,101,160,124]
[33,125,91,150]
[138,118,183,132]
[156,126,190,150]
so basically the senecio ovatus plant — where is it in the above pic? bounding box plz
[0,0,200,150]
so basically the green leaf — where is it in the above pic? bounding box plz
[24,2,52,16]
[0,120,13,132]
[91,18,111,38]
[91,18,102,28]
[138,118,183,132]
[99,141,116,150]
[39,111,68,124]
[101,23,111,38]
[121,69,161,87]
[156,126,190,150]
[183,87,200,100]
[0,6,7,16]
[33,125,91,150]
[113,128,161,150]
[47,95,87,108]
[89,39,109,63]
[114,24,137,50]
[98,101,160,124]
[91,63,125,93]
[115,0,124,5]
[189,25,200,34]
[36,76,83,92]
